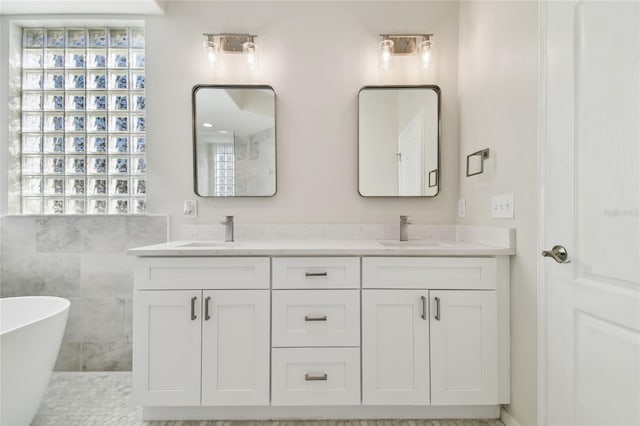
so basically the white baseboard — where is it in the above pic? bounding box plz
[143,405,501,421]
[501,407,522,426]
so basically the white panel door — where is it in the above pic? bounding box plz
[429,290,498,405]
[543,2,640,425]
[362,290,430,405]
[398,112,424,196]
[201,290,270,406]
[133,290,201,406]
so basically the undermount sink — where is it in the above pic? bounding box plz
[178,241,244,248]
[378,240,452,248]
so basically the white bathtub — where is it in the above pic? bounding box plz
[1,296,70,426]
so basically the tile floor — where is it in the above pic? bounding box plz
[32,373,505,426]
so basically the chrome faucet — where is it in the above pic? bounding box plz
[399,215,412,241]
[221,215,234,242]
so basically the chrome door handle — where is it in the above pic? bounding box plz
[541,245,571,263]
[434,296,441,321]
[420,296,427,320]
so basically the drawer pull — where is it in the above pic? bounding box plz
[304,315,327,322]
[435,296,441,321]
[421,295,427,320]
[190,296,197,321]
[305,272,328,277]
[305,373,328,381]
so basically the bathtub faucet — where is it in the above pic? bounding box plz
[221,215,234,242]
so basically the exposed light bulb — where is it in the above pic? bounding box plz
[202,40,219,69]
[418,39,432,69]
[379,39,394,70]
[243,41,258,70]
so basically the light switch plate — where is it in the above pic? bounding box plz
[458,199,466,218]
[492,194,514,219]
[184,200,198,218]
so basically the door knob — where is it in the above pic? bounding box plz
[541,245,571,263]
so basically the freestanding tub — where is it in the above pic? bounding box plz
[1,296,70,426]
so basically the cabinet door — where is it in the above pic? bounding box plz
[430,290,498,405]
[362,290,430,405]
[201,290,270,405]
[133,290,202,406]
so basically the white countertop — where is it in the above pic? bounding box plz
[128,238,515,257]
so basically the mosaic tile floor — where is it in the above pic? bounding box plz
[32,372,505,426]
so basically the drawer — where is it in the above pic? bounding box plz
[271,347,360,406]
[272,290,360,347]
[362,257,497,290]
[273,257,360,289]
[134,257,270,290]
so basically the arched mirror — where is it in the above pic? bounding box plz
[358,85,440,197]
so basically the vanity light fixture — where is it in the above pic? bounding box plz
[378,34,433,70]
[202,33,259,70]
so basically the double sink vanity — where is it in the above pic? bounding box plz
[129,226,514,421]
[141,61,512,422]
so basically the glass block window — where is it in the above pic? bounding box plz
[215,144,235,196]
[19,27,146,214]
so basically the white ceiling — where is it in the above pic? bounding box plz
[0,0,166,15]
[0,0,430,15]
[195,88,274,142]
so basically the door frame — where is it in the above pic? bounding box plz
[536,1,549,424]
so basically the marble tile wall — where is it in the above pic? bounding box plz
[0,215,168,371]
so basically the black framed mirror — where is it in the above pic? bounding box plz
[192,85,276,197]
[358,85,440,197]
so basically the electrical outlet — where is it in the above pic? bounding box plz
[458,199,466,218]
[491,194,514,219]
[183,200,198,218]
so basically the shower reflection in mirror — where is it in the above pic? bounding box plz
[192,85,276,197]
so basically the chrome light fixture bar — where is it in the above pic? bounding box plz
[379,33,433,70]
[202,33,259,70]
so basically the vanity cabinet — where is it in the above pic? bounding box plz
[133,258,270,407]
[361,290,430,405]
[429,290,497,405]
[131,247,511,420]
[271,257,361,406]
[201,290,270,406]
[133,290,202,406]
[361,257,505,406]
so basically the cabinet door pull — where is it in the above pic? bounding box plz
[305,272,328,277]
[190,296,197,321]
[304,315,327,322]
[421,295,427,320]
[435,296,441,321]
[205,296,211,321]
[305,373,328,381]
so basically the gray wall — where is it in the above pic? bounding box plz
[143,1,460,238]
[0,216,168,370]
[457,2,539,425]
